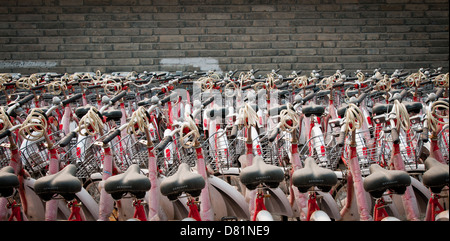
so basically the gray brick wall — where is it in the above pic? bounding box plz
[0,0,448,75]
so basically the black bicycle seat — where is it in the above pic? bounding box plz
[422,157,449,194]
[302,104,325,117]
[0,166,19,198]
[292,157,338,193]
[105,164,151,200]
[372,103,393,115]
[34,164,82,201]
[160,163,205,201]
[363,164,411,198]
[239,156,284,190]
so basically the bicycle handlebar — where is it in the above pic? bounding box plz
[18,94,35,106]
[59,131,77,147]
[0,129,11,139]
[202,96,215,107]
[102,129,121,145]
[61,93,83,106]
[156,136,173,151]
[302,91,316,103]
[110,90,127,104]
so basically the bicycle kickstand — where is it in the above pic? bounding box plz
[306,192,321,221]
[67,200,83,221]
[374,198,390,221]
[7,200,24,221]
[187,196,202,221]
[132,199,147,221]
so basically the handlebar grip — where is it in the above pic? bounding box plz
[0,129,11,140]
[138,89,153,96]
[241,85,252,90]
[268,105,287,116]
[207,107,229,119]
[356,92,367,104]
[268,127,280,142]
[61,93,83,106]
[110,90,127,104]
[30,84,46,91]
[137,98,152,107]
[399,89,408,100]
[102,129,121,145]
[391,128,400,144]
[160,95,171,105]
[202,96,214,107]
[333,82,344,88]
[336,131,346,147]
[87,84,103,89]
[397,72,409,77]
[59,131,77,147]
[18,94,35,106]
[156,136,173,151]
[302,91,316,103]
[345,76,358,81]
[305,83,316,90]
[178,75,190,81]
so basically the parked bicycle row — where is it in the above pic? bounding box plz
[0,67,448,221]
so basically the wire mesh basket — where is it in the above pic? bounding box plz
[258,131,291,167]
[227,128,245,167]
[203,130,232,172]
[298,133,344,171]
[0,137,11,169]
[340,127,386,174]
[19,137,50,178]
[110,134,148,172]
[155,132,197,177]
[59,135,103,179]
[438,124,449,164]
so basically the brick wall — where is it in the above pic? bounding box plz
[0,0,448,75]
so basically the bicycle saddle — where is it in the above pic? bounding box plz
[239,156,284,190]
[34,164,82,201]
[363,164,411,198]
[422,157,449,194]
[302,104,325,117]
[372,103,393,115]
[104,164,151,200]
[160,163,205,201]
[291,157,338,193]
[0,166,19,198]
[402,102,423,115]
